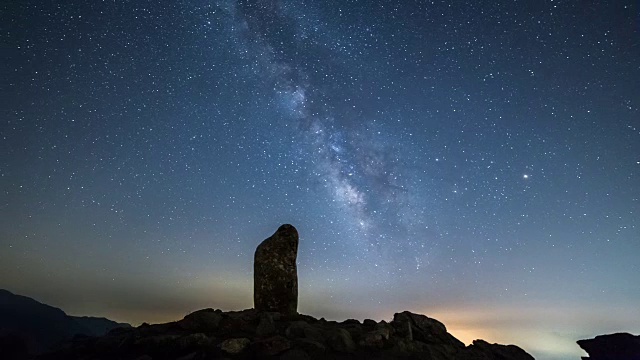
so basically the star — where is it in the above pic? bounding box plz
[2,2,638,359]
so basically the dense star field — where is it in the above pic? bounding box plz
[1,1,639,359]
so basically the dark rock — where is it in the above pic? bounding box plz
[225,308,258,321]
[577,333,640,360]
[360,324,392,349]
[375,321,394,334]
[279,348,311,360]
[176,333,215,349]
[294,338,326,355]
[220,337,250,354]
[219,309,258,338]
[392,315,413,340]
[254,224,299,316]
[179,308,222,332]
[363,319,377,327]
[327,328,356,353]
[256,312,277,337]
[390,337,421,353]
[359,328,390,349]
[285,321,308,338]
[392,311,464,348]
[285,321,325,344]
[388,311,468,360]
[128,333,204,360]
[176,352,199,360]
[305,325,325,343]
[135,321,181,337]
[341,323,365,344]
[462,339,535,360]
[134,334,181,348]
[253,335,291,356]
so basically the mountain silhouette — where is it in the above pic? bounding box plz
[0,289,130,357]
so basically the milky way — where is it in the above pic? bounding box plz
[217,1,434,275]
[1,1,639,358]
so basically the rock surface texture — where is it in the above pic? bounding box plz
[36,309,535,360]
[254,224,299,316]
[578,333,640,360]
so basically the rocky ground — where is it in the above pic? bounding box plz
[38,308,534,360]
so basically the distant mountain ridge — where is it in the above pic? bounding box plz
[0,289,130,357]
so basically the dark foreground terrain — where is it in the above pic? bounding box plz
[578,332,640,360]
[0,289,130,358]
[34,308,533,360]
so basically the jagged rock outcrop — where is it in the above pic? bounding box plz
[254,224,299,316]
[459,339,535,360]
[37,309,535,360]
[578,333,640,360]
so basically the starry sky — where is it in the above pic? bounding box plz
[1,1,639,359]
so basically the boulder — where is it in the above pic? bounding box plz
[392,311,464,348]
[254,224,299,315]
[359,328,390,349]
[363,319,377,327]
[220,337,250,354]
[253,335,291,356]
[285,321,325,344]
[327,328,356,353]
[256,312,277,337]
[179,308,222,332]
[176,333,215,349]
[462,339,535,360]
[294,338,326,355]
[577,333,640,360]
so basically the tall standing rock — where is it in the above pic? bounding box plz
[254,224,299,315]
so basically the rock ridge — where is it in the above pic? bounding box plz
[38,308,535,360]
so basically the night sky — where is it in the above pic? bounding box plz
[1,1,639,358]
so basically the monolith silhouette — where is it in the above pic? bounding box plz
[253,224,298,315]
